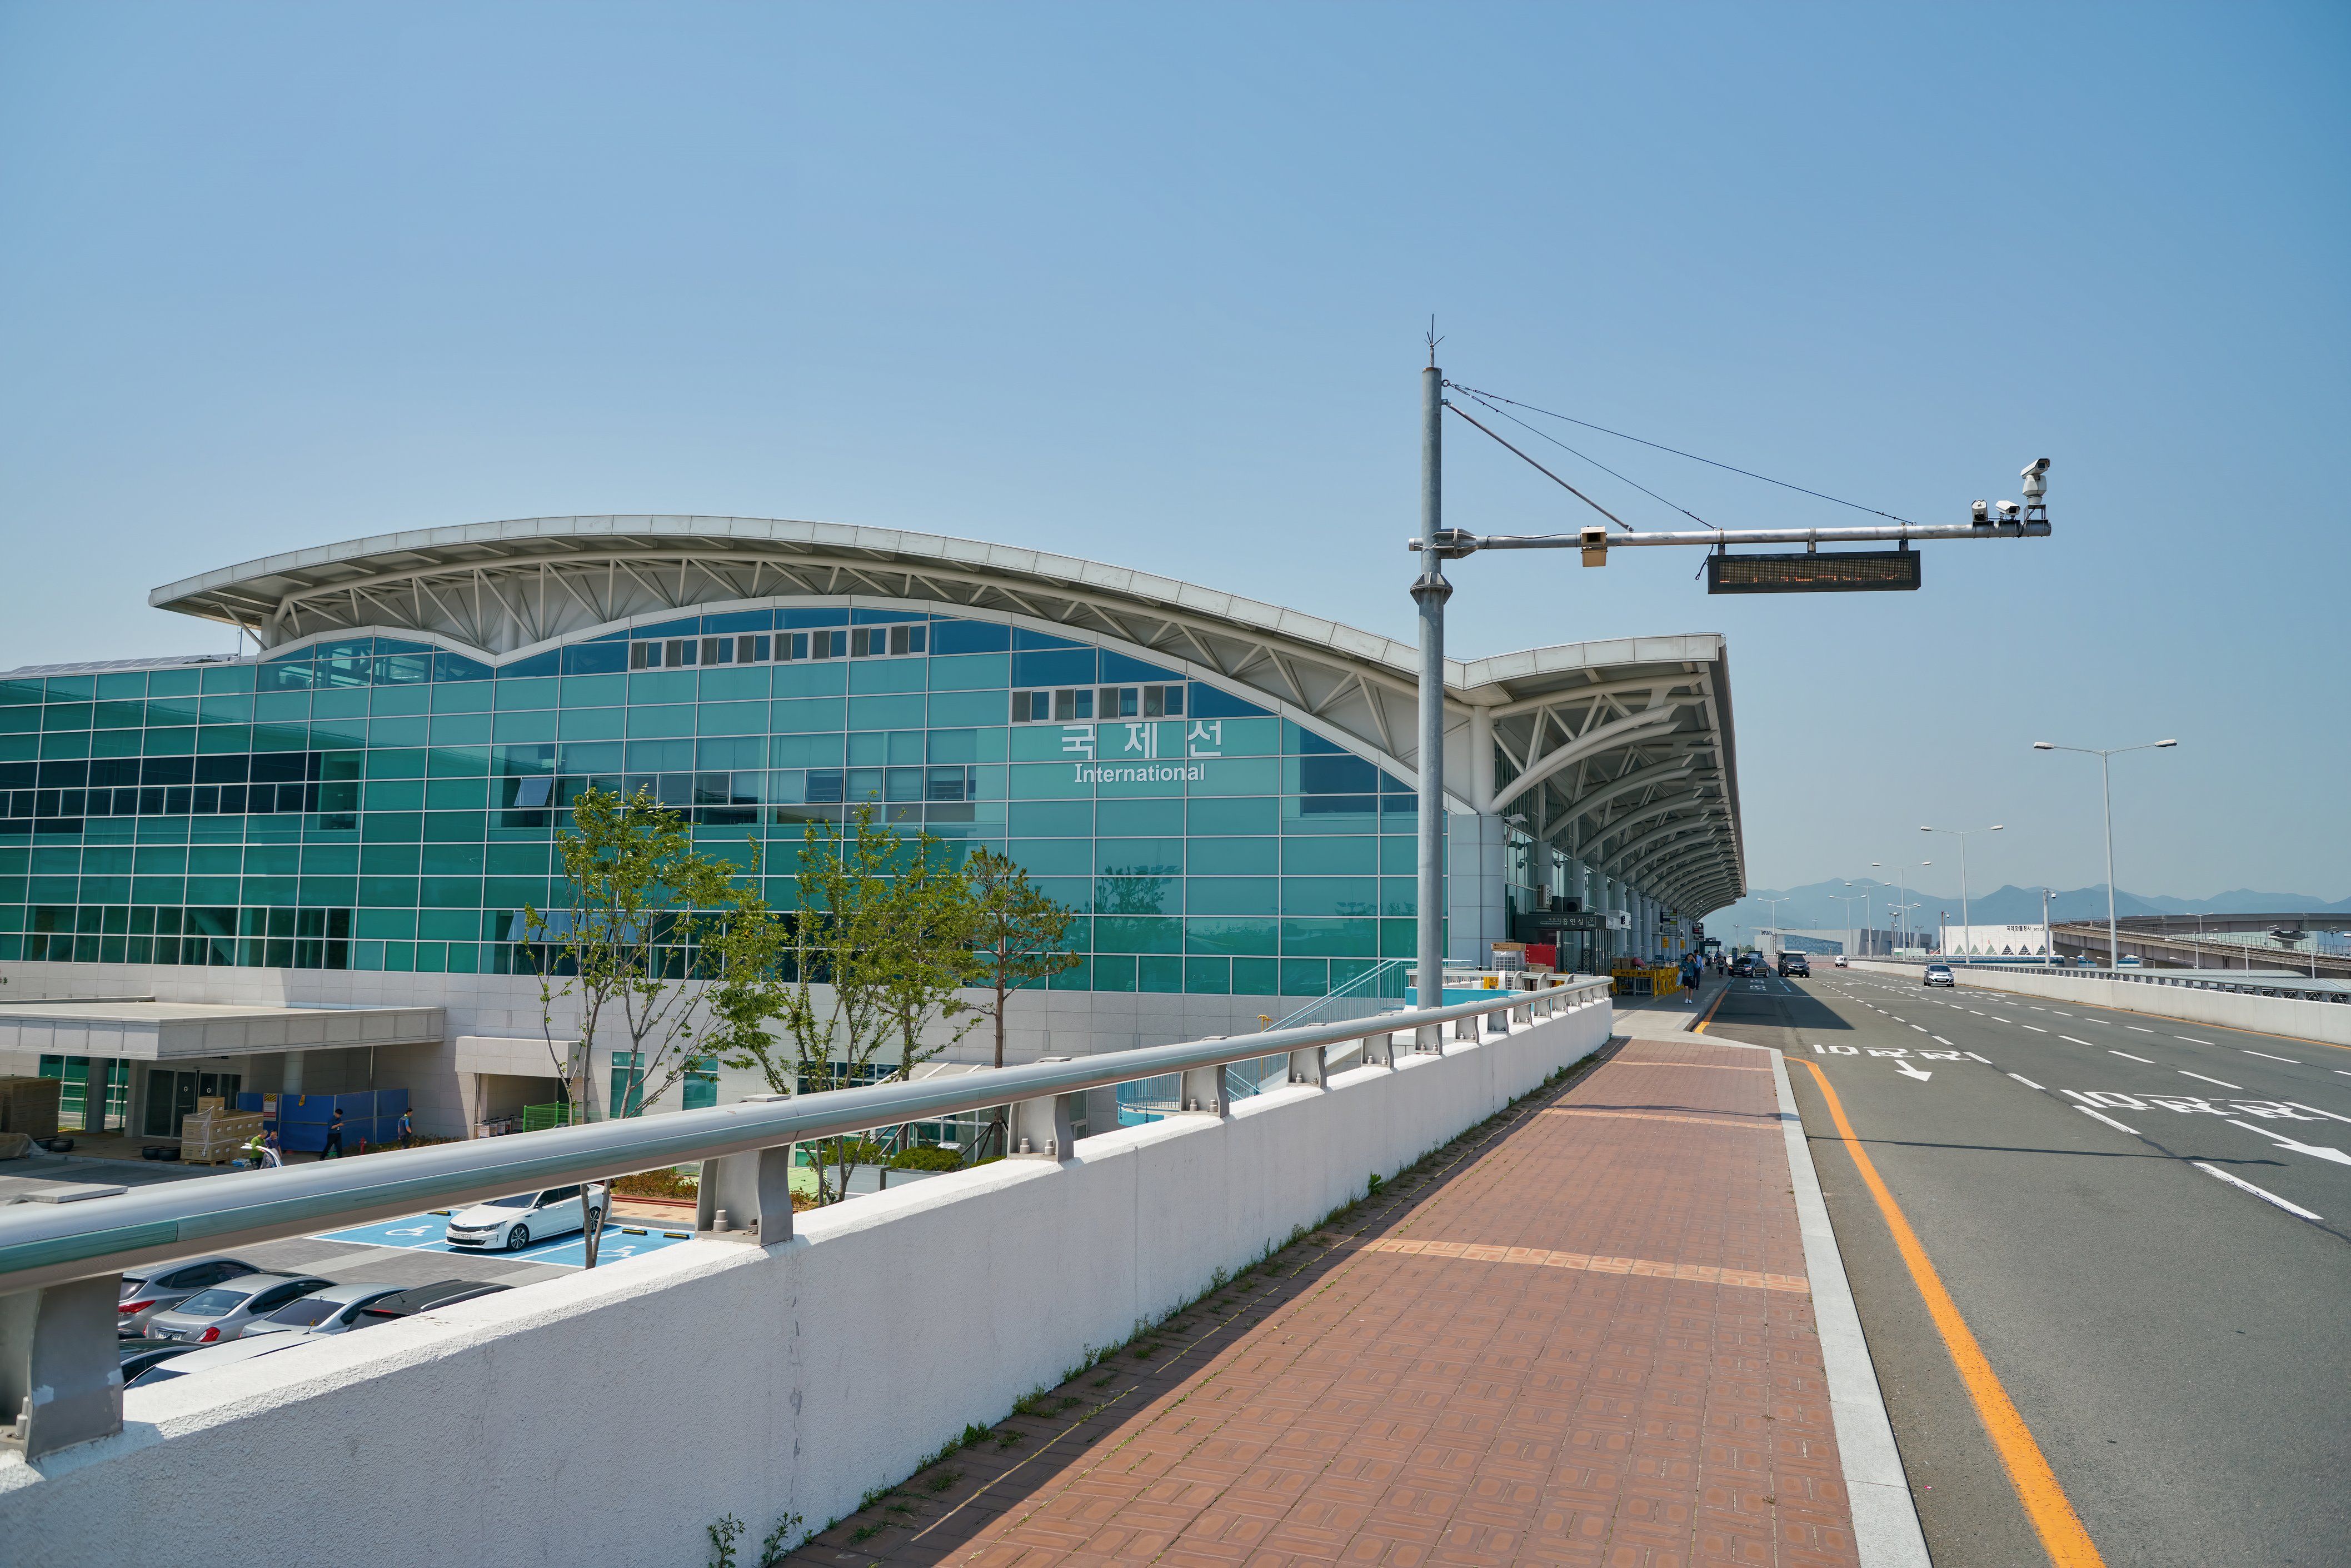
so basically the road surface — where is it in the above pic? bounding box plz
[1703,967,2351,1567]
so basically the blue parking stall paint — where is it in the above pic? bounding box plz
[310,1211,693,1269]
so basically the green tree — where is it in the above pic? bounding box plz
[522,784,732,1264]
[964,846,1080,1071]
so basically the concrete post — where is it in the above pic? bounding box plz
[1287,1043,1326,1088]
[0,1274,123,1459]
[281,1050,305,1095]
[1179,1062,1229,1116]
[696,1094,795,1244]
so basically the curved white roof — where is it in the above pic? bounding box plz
[151,516,1743,911]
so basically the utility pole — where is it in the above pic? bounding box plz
[1412,336,1451,1045]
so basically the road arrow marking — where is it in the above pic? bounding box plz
[2227,1120,2351,1167]
[1897,1060,1934,1082]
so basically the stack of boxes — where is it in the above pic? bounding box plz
[0,1076,63,1142]
[181,1100,269,1165]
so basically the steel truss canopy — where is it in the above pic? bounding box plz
[151,515,1745,911]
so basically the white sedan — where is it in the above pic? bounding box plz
[443,1185,606,1252]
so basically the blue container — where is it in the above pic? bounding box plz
[281,1093,332,1125]
[1404,985,1513,1007]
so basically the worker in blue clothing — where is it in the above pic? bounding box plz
[322,1107,346,1159]
[396,1107,415,1149]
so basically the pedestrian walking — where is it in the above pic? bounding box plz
[323,1106,345,1159]
[396,1107,414,1149]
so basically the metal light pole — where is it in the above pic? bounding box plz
[1921,825,2001,961]
[1759,896,1789,957]
[1832,891,1869,960]
[2038,886,2056,964]
[1873,862,1929,954]
[2031,738,2178,968]
[1412,352,1451,1041]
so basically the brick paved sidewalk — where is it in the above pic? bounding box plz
[784,1035,1857,1568]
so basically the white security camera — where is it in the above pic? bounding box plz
[2021,457,2050,503]
[1995,500,2021,520]
[1971,500,1990,524]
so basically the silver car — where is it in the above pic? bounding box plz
[239,1281,405,1339]
[146,1274,332,1346]
[117,1256,262,1337]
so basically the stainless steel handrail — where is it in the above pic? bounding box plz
[0,978,1611,1295]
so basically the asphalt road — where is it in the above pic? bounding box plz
[1703,966,2351,1568]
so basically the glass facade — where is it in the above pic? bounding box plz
[0,607,1460,997]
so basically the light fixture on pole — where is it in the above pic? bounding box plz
[1832,890,1870,961]
[2031,738,2178,969]
[1921,825,2001,960]
[1759,896,1789,955]
[2037,887,2057,964]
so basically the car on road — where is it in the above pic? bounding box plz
[145,1274,333,1345]
[1834,955,1849,968]
[445,1185,606,1252]
[1778,952,1811,977]
[1923,963,1956,987]
[1730,955,1756,978]
[117,1256,262,1337]
[126,1332,317,1390]
[353,1279,514,1323]
[241,1282,406,1339]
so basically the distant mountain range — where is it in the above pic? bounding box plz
[1700,880,2351,935]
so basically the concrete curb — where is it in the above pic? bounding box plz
[1718,1038,1930,1568]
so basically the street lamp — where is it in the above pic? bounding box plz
[2037,887,2057,965]
[1873,861,1930,952]
[1921,825,2001,961]
[2031,738,2178,969]
[1759,896,1790,957]
[1832,890,1870,960]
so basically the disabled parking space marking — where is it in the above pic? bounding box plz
[311,1211,697,1270]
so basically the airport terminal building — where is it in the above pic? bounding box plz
[0,517,1744,1139]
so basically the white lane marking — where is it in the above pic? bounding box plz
[2078,1105,2139,1135]
[1932,1036,1954,1046]
[2336,1070,2351,1080]
[2193,1162,2323,1221]
[2051,1010,2073,1017]
[2226,1120,2351,1167]
[2288,1101,2351,1126]
[2110,1050,2155,1063]
[2126,1026,2154,1033]
[2177,1036,2215,1046]
[1968,1010,1984,1016]
[2180,1071,2243,1090]
[1965,1052,1991,1063]
[1911,1025,1929,1033]
[2008,1072,2046,1091]
[2060,1036,2096,1047]
[1897,1060,1934,1082]
[2243,1049,2300,1063]
[2021,1024,2048,1033]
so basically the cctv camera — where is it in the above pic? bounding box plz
[2023,458,2050,477]
[1971,500,1990,524]
[1995,500,2021,520]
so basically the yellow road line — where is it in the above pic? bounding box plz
[1693,985,1729,1032]
[1799,1059,2105,1568]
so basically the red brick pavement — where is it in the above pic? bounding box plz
[784,1035,1857,1568]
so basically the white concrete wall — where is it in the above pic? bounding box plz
[0,993,1613,1567]
[1850,960,2351,1048]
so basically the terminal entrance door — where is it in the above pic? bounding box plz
[140,1068,242,1138]
[37,1056,129,1133]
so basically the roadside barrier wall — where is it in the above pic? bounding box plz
[0,995,1612,1567]
[1849,960,2351,1048]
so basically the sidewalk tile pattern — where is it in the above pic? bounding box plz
[783,1035,1859,1568]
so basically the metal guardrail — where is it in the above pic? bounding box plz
[1857,956,2350,1005]
[0,976,1609,1457]
[3,977,1606,1293]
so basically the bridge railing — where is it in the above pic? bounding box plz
[0,974,1610,1458]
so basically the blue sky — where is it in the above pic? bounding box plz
[2,2,2344,911]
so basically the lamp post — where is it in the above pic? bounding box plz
[1920,825,2000,961]
[1832,891,1870,961]
[2037,886,2056,965]
[2031,738,2178,969]
[1759,896,1789,958]
[1873,862,1930,955]
[1888,901,1921,953]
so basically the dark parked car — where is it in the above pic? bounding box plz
[355,1279,514,1324]
[118,1337,202,1381]
[1778,952,1811,978]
